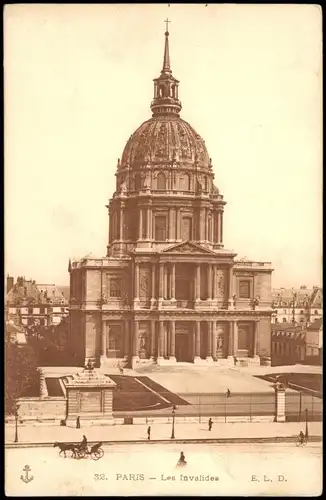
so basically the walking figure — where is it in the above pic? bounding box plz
[208,418,213,431]
[147,426,151,440]
[177,451,187,466]
[234,356,238,366]
[76,416,80,429]
[226,388,231,398]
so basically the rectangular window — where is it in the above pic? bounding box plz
[239,280,250,299]
[28,307,33,314]
[110,279,122,298]
[155,216,167,241]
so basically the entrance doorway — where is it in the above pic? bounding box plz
[238,324,254,357]
[175,322,193,362]
[175,334,192,362]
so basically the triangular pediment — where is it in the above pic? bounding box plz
[161,241,218,256]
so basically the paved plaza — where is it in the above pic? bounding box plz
[5,441,322,496]
[5,421,322,445]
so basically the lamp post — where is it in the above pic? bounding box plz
[14,403,20,443]
[171,405,176,439]
[305,408,309,439]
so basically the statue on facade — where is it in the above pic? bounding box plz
[232,294,237,307]
[85,359,94,371]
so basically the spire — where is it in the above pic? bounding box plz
[162,19,171,74]
[150,20,182,118]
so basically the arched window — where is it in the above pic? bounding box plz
[157,173,166,191]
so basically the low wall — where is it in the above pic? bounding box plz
[16,397,66,422]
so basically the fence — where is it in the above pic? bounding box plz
[285,392,323,422]
[112,390,323,423]
[112,392,276,421]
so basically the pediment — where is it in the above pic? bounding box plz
[161,241,217,256]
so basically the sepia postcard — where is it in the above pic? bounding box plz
[4,3,322,496]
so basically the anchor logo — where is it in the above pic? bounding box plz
[20,465,34,484]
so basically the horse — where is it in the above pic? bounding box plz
[53,441,78,458]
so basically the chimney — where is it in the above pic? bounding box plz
[6,276,14,293]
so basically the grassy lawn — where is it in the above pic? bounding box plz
[255,373,322,396]
[47,377,64,397]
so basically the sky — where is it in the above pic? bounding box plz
[4,4,322,288]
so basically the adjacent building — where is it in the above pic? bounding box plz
[271,318,323,367]
[6,276,69,327]
[69,28,274,368]
[271,286,322,325]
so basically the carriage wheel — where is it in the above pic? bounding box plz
[77,449,86,459]
[91,448,104,461]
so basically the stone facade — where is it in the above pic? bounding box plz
[69,29,273,368]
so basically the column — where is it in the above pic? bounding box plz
[200,208,205,241]
[274,384,286,422]
[164,266,168,299]
[206,322,213,361]
[212,321,217,361]
[151,263,156,304]
[233,321,238,357]
[168,209,174,240]
[150,320,156,359]
[227,322,233,360]
[123,320,129,360]
[149,208,152,240]
[170,320,176,360]
[205,209,208,241]
[176,209,180,239]
[158,321,164,359]
[132,321,140,368]
[101,322,107,360]
[139,209,143,240]
[195,321,201,359]
[195,264,201,301]
[216,212,221,244]
[159,263,164,300]
[134,263,140,300]
[212,265,216,300]
[228,266,234,307]
[170,263,176,300]
[119,207,124,240]
[220,212,223,244]
[207,264,212,300]
[253,321,259,357]
[146,208,151,239]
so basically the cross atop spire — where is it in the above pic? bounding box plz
[162,19,171,74]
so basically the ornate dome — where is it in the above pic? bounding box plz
[121,116,210,169]
[119,28,211,172]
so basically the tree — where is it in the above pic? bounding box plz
[5,339,40,414]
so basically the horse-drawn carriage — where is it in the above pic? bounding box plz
[54,441,104,460]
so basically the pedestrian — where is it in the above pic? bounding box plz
[208,417,213,431]
[234,356,238,366]
[147,426,151,440]
[226,388,231,398]
[76,416,80,429]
